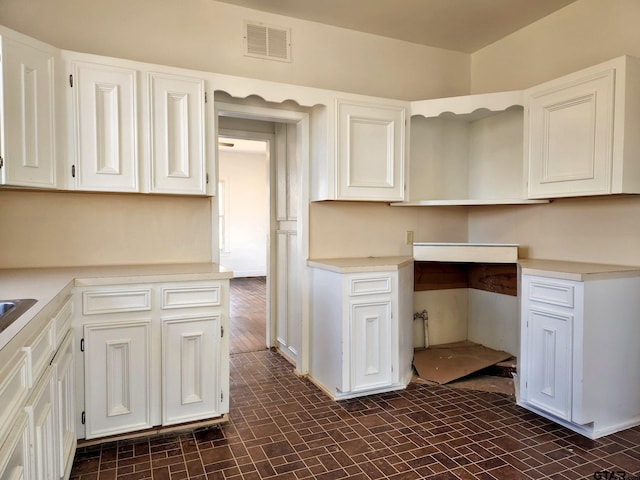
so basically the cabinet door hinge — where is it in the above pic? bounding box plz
[220,325,224,338]
[69,74,73,87]
[81,411,86,425]
[0,156,4,169]
[206,173,209,184]
[80,338,84,352]
[205,91,208,103]
[72,165,76,178]
[221,391,224,403]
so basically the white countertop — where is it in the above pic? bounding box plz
[519,259,640,281]
[307,256,413,273]
[0,263,233,350]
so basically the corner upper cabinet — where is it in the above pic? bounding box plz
[147,72,208,195]
[67,58,140,192]
[525,56,640,198]
[398,91,546,206]
[319,99,405,202]
[0,27,58,189]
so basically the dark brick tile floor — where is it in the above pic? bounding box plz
[70,350,640,479]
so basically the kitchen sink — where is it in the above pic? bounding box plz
[0,298,37,334]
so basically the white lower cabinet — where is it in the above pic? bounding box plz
[350,300,393,392]
[83,321,152,439]
[74,279,229,440]
[162,315,220,425]
[523,305,573,420]
[309,258,413,400]
[0,412,31,480]
[51,333,76,480]
[519,266,640,438]
[0,292,74,480]
[24,366,58,480]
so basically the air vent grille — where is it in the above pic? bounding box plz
[244,21,291,62]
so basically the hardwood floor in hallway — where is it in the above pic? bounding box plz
[229,277,268,355]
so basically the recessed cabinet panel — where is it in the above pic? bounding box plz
[349,276,392,296]
[83,321,152,439]
[162,316,220,425]
[0,412,31,480]
[24,367,59,480]
[21,318,56,387]
[52,332,76,480]
[149,72,206,195]
[0,352,30,444]
[337,100,405,201]
[527,70,614,197]
[1,35,56,188]
[526,308,573,420]
[161,285,221,309]
[528,280,574,308]
[350,301,392,392]
[82,289,152,315]
[72,61,138,192]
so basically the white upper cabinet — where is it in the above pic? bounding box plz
[147,72,208,195]
[0,27,57,188]
[525,56,640,198]
[400,91,546,206]
[68,59,140,192]
[312,98,406,202]
[336,99,405,201]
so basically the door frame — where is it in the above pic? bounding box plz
[214,101,310,375]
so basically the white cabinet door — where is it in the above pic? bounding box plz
[336,100,405,201]
[148,72,207,194]
[83,321,152,439]
[0,32,57,188]
[523,308,573,420]
[24,366,59,480]
[0,412,31,480]
[51,332,75,480]
[350,300,392,392]
[162,316,221,425]
[527,68,614,198]
[71,61,139,192]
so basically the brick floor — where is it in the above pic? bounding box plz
[70,350,640,480]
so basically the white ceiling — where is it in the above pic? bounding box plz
[215,0,577,53]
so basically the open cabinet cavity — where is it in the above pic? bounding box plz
[395,91,548,206]
[412,243,520,392]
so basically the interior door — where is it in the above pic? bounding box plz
[274,123,301,364]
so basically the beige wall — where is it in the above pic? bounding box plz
[0,0,469,101]
[471,0,640,93]
[468,0,640,265]
[309,203,468,258]
[0,191,212,268]
[0,0,471,268]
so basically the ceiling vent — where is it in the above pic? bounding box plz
[244,21,291,62]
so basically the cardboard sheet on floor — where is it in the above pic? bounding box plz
[413,341,512,385]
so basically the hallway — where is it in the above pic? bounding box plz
[229,277,268,355]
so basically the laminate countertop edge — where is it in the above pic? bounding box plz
[308,256,414,273]
[519,259,640,281]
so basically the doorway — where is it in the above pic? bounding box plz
[218,135,270,354]
[214,100,310,374]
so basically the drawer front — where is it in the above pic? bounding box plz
[349,275,392,297]
[161,284,221,309]
[83,288,152,315]
[54,296,74,348]
[528,279,575,308]
[0,352,30,442]
[22,317,56,386]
